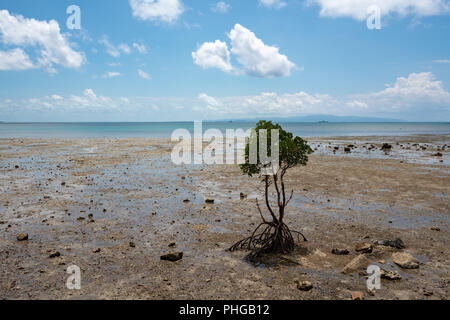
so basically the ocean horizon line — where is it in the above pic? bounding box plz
[1,121,449,124]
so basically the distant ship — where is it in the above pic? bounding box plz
[318,120,329,124]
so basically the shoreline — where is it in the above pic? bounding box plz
[0,135,448,299]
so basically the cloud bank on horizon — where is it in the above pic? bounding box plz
[2,72,449,121]
[0,0,449,121]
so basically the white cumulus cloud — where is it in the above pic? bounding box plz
[192,40,233,73]
[198,93,221,106]
[192,24,295,78]
[102,71,122,78]
[0,10,85,73]
[259,0,287,9]
[308,0,450,21]
[0,48,35,71]
[359,72,450,109]
[119,44,131,54]
[133,42,148,54]
[228,24,296,77]
[138,69,151,80]
[212,2,231,13]
[129,0,184,23]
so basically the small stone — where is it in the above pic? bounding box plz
[351,291,364,300]
[17,233,29,241]
[331,248,349,255]
[295,280,313,292]
[240,192,247,199]
[183,199,190,203]
[205,199,215,204]
[49,251,61,258]
[344,147,351,153]
[160,252,183,262]
[380,269,402,280]
[423,289,433,296]
[342,255,371,274]
[168,242,176,248]
[367,288,376,296]
[376,238,406,249]
[431,227,441,231]
[93,248,101,253]
[392,252,419,269]
[129,242,136,248]
[355,243,373,253]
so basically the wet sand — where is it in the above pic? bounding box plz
[0,135,449,300]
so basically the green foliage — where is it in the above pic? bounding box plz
[240,120,312,177]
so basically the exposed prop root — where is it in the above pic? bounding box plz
[228,222,307,261]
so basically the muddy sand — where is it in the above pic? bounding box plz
[0,135,449,300]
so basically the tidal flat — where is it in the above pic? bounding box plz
[0,135,448,300]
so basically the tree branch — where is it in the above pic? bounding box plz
[256,199,268,224]
[264,176,278,224]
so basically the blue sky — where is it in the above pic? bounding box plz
[0,0,449,121]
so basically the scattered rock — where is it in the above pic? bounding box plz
[344,147,351,153]
[183,199,190,203]
[17,233,29,241]
[355,243,373,253]
[433,152,443,157]
[295,280,313,292]
[381,143,392,151]
[240,192,247,199]
[342,255,371,274]
[205,199,215,204]
[331,248,349,255]
[380,269,402,280]
[313,249,327,257]
[129,242,136,248]
[168,242,176,248]
[161,252,183,262]
[367,288,376,296]
[392,252,419,269]
[430,227,441,231]
[351,291,364,300]
[376,238,406,249]
[49,251,61,258]
[423,289,433,296]
[93,248,101,253]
